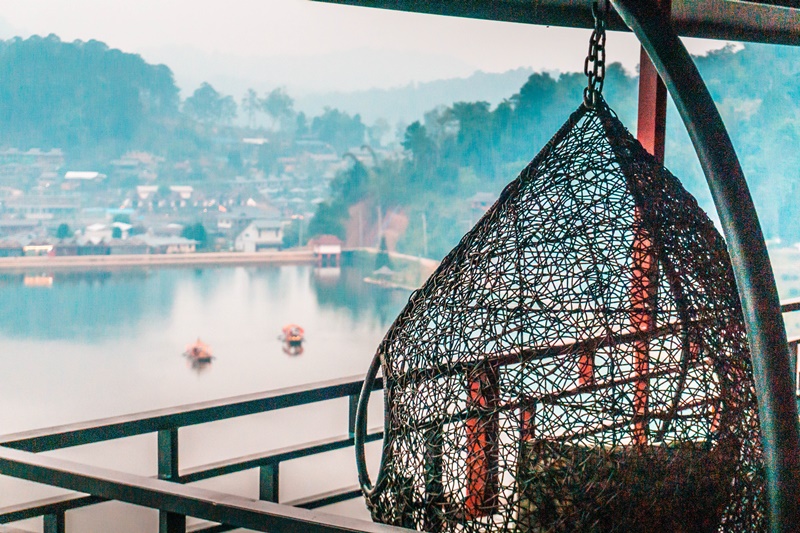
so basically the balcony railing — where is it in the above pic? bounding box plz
[0,375,409,533]
[3,300,800,533]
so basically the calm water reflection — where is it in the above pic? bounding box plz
[0,265,410,433]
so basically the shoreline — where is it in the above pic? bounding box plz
[0,250,316,272]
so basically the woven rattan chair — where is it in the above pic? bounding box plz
[355,96,765,532]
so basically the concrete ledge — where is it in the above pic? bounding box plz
[0,251,316,272]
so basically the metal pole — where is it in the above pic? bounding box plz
[635,0,670,164]
[158,428,186,533]
[610,1,800,530]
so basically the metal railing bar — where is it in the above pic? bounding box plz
[0,446,412,533]
[0,426,383,525]
[178,429,384,484]
[0,375,383,453]
[285,485,363,510]
[781,299,800,314]
[0,494,103,523]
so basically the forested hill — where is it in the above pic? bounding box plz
[0,35,179,155]
[311,43,800,258]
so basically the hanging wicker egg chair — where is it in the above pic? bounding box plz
[355,96,765,532]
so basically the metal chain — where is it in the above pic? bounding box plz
[583,0,609,108]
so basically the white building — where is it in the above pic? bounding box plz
[139,235,197,254]
[64,171,106,182]
[311,235,343,267]
[169,185,194,200]
[235,220,284,252]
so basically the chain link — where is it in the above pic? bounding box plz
[583,0,608,108]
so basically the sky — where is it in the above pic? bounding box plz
[0,0,732,95]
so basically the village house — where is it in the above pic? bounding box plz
[108,238,149,255]
[234,219,284,252]
[62,171,106,190]
[310,234,343,267]
[139,235,197,254]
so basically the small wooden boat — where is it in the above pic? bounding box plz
[281,324,305,346]
[184,338,213,362]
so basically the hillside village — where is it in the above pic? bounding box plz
[0,141,400,257]
[0,36,796,262]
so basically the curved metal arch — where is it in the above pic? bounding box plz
[609,1,800,530]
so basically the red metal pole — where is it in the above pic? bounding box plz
[630,0,669,445]
[630,209,658,445]
[636,0,670,164]
[578,352,595,386]
[465,367,499,519]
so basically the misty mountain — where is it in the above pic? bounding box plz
[138,44,479,99]
[295,68,539,126]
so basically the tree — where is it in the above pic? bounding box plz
[295,112,309,137]
[308,201,347,241]
[261,88,294,131]
[0,36,180,154]
[219,95,237,125]
[241,88,261,128]
[311,108,366,153]
[282,218,306,249]
[181,223,208,248]
[368,118,390,147]
[402,121,437,183]
[184,82,237,125]
[56,223,71,239]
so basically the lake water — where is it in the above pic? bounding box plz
[0,265,409,433]
[0,265,411,531]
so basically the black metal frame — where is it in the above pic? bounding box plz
[310,0,800,46]
[610,2,800,531]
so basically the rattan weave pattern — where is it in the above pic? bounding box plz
[364,97,765,532]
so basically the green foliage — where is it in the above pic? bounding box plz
[181,222,208,248]
[311,108,366,153]
[55,223,71,239]
[183,82,237,124]
[313,48,800,260]
[112,213,131,224]
[308,201,347,241]
[241,88,261,128]
[261,88,295,131]
[282,218,306,249]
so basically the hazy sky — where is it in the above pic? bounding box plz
[1,0,731,93]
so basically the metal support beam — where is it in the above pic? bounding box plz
[348,394,358,436]
[610,1,800,531]
[158,429,186,533]
[259,463,280,503]
[42,513,64,533]
[309,0,800,46]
